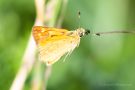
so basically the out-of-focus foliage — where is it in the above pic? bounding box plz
[0,0,135,90]
[0,0,35,90]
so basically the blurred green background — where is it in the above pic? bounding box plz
[0,0,135,90]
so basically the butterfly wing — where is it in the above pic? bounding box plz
[32,26,80,65]
[32,26,68,45]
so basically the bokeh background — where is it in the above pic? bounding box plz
[0,0,135,90]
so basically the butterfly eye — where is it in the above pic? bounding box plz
[85,29,90,35]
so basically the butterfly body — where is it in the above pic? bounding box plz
[32,26,89,65]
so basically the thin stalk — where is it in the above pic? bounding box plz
[10,0,45,90]
[42,0,68,90]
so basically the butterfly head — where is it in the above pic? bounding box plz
[76,28,90,37]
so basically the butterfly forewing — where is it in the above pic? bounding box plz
[32,26,69,45]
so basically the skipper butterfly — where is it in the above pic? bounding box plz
[32,26,90,65]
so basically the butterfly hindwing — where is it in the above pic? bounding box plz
[38,35,80,65]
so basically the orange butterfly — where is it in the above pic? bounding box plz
[32,26,90,66]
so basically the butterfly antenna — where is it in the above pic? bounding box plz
[78,11,81,28]
[92,30,135,36]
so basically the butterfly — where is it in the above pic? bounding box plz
[32,26,90,66]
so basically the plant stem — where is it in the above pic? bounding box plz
[10,0,45,90]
